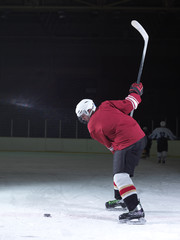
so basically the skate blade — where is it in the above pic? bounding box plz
[106,206,127,212]
[119,217,146,225]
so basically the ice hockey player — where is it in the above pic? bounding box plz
[149,121,176,164]
[75,82,147,224]
[142,126,152,158]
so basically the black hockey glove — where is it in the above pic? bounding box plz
[129,82,143,96]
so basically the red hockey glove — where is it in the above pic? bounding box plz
[129,82,143,96]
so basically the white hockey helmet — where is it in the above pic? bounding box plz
[160,121,166,127]
[75,99,96,124]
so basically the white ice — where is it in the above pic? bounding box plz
[0,151,180,240]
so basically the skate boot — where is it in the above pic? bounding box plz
[105,199,127,210]
[118,203,146,224]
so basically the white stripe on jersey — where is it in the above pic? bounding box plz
[125,94,139,109]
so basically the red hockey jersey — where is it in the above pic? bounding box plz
[87,93,145,151]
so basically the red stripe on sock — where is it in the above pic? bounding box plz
[120,185,136,196]
[113,181,117,187]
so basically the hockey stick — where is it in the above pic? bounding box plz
[130,20,149,117]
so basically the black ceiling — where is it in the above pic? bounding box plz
[0,0,179,11]
[0,0,179,41]
[0,1,179,121]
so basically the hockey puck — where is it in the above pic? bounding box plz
[44,213,51,217]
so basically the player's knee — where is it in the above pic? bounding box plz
[113,173,131,189]
[162,151,167,157]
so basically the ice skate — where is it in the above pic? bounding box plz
[105,199,127,210]
[118,203,146,225]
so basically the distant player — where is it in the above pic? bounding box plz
[149,121,176,163]
[142,126,152,158]
[75,82,147,224]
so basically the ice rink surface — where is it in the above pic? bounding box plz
[0,151,180,240]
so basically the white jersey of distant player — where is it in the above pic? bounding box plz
[149,127,176,140]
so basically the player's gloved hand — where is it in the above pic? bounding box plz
[129,82,143,96]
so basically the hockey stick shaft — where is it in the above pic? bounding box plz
[130,20,149,117]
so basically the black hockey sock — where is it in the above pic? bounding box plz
[114,189,122,200]
[123,194,139,211]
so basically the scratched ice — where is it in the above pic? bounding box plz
[0,151,180,240]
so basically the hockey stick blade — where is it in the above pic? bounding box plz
[131,20,149,43]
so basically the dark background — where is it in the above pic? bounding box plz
[0,0,179,138]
